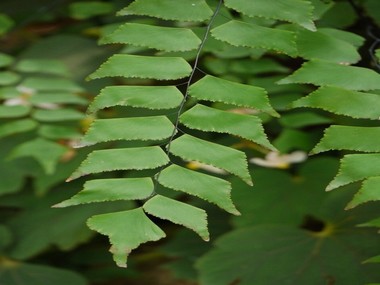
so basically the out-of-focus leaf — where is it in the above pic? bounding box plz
[69,1,114,19]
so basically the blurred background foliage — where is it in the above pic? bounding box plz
[0,0,379,284]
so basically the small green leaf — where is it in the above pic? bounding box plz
[158,164,239,215]
[0,105,31,118]
[225,0,315,31]
[69,1,114,19]
[30,92,87,105]
[0,119,37,139]
[87,208,166,267]
[22,77,83,92]
[82,116,174,145]
[118,0,213,22]
[0,71,20,86]
[327,154,380,191]
[189,75,278,117]
[89,54,192,81]
[55,178,154,207]
[318,28,365,48]
[38,125,81,140]
[170,134,252,185]
[279,112,332,128]
[15,59,69,76]
[143,195,209,241]
[359,217,380,228]
[292,86,380,120]
[278,60,380,91]
[312,126,380,154]
[100,23,201,52]
[296,29,360,64]
[88,86,183,113]
[180,104,275,151]
[9,138,68,174]
[0,53,14,67]
[346,176,380,209]
[69,146,169,180]
[0,14,14,35]
[211,20,297,57]
[32,109,85,122]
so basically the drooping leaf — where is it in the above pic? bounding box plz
[32,109,85,122]
[197,225,380,285]
[157,164,239,215]
[88,86,183,113]
[189,75,278,117]
[143,195,209,241]
[169,134,252,185]
[180,104,275,150]
[15,59,69,76]
[292,86,380,120]
[118,0,213,22]
[224,0,315,31]
[346,176,380,209]
[69,146,169,180]
[278,60,380,91]
[82,116,174,145]
[87,208,166,267]
[312,126,380,154]
[0,105,31,118]
[69,1,114,19]
[100,23,201,52]
[0,263,88,285]
[89,54,192,80]
[296,29,360,64]
[55,178,154,207]
[211,20,297,57]
[327,154,380,191]
[8,138,68,174]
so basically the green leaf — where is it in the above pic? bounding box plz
[0,105,31,118]
[197,225,380,285]
[30,92,87,105]
[0,71,20,85]
[9,138,68,174]
[82,116,174,145]
[69,1,114,19]
[0,14,14,35]
[0,225,12,250]
[225,0,315,31]
[22,77,84,92]
[180,104,275,151]
[32,108,85,122]
[278,60,380,91]
[55,178,154,207]
[327,154,380,191]
[158,164,239,215]
[170,134,252,185]
[346,176,380,209]
[0,263,87,285]
[118,0,213,22]
[279,112,332,128]
[189,75,278,117]
[211,20,297,57]
[292,86,380,120]
[296,29,360,64]
[69,146,169,180]
[100,23,201,52]
[88,86,183,113]
[0,119,37,139]
[318,28,365,48]
[312,126,380,154]
[38,125,81,140]
[359,217,380,228]
[143,195,209,241]
[89,54,192,81]
[15,59,69,76]
[0,53,14,67]
[87,208,166,267]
